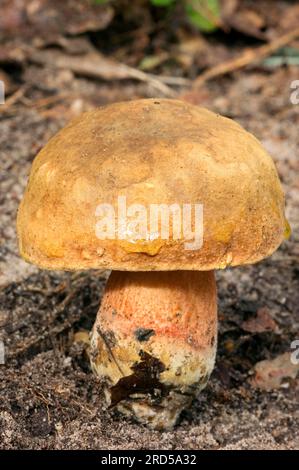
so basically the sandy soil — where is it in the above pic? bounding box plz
[0,60,298,450]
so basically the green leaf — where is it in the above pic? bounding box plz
[263,47,299,67]
[139,54,167,71]
[92,0,110,4]
[186,0,220,33]
[151,0,176,6]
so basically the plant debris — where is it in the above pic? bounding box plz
[241,307,279,334]
[251,353,299,391]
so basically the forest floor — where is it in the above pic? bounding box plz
[0,0,298,450]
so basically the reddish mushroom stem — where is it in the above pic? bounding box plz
[90,270,217,430]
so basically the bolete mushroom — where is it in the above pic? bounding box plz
[17,99,288,431]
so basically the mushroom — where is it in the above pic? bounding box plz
[17,99,288,431]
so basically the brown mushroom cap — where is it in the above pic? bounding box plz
[17,99,287,271]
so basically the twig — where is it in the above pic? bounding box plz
[24,93,74,110]
[148,74,190,86]
[30,49,178,98]
[0,85,28,112]
[119,65,178,97]
[193,26,299,89]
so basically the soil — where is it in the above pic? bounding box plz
[0,1,298,450]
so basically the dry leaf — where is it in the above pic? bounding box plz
[251,353,299,390]
[73,331,90,345]
[226,9,267,40]
[0,0,113,43]
[241,307,278,334]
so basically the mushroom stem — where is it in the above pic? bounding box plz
[90,270,217,430]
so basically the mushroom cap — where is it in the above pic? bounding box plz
[17,99,287,271]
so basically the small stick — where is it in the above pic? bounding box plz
[30,49,178,98]
[193,26,299,89]
[0,85,27,112]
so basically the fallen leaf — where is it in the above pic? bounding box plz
[139,53,169,71]
[250,352,299,391]
[0,44,27,65]
[174,35,208,69]
[241,307,278,334]
[263,46,299,68]
[73,331,90,346]
[0,0,113,43]
[225,9,267,40]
